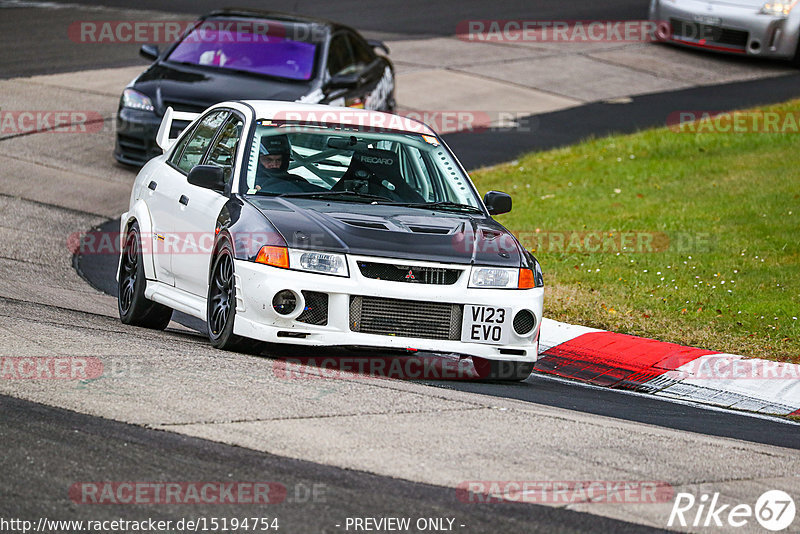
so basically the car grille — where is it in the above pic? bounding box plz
[297,291,328,326]
[357,262,462,285]
[670,18,748,48]
[349,296,462,340]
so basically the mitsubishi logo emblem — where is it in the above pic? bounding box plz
[405,270,416,281]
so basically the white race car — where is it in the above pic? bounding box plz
[117,101,544,380]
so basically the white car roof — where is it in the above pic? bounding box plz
[233,100,436,137]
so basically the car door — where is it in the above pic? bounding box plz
[159,109,228,293]
[171,111,244,297]
[144,124,200,286]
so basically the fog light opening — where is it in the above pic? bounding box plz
[513,310,536,336]
[750,40,761,52]
[272,290,299,316]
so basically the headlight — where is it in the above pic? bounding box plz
[121,88,155,112]
[469,267,518,288]
[761,0,797,15]
[255,246,349,277]
[290,249,349,277]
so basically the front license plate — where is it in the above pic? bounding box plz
[461,305,511,345]
[692,15,722,25]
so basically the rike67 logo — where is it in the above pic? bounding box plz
[668,490,796,531]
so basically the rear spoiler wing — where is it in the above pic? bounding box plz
[155,107,200,152]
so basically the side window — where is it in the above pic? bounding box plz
[205,115,244,185]
[175,110,228,174]
[347,34,374,69]
[168,124,196,166]
[327,34,355,77]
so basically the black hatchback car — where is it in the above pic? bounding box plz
[114,9,395,166]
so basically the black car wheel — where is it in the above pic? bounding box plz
[207,240,261,353]
[792,35,800,67]
[118,222,173,329]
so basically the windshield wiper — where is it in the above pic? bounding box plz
[278,191,394,203]
[387,201,484,213]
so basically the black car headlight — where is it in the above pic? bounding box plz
[121,88,155,112]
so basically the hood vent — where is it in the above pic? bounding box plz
[341,219,390,230]
[407,225,452,235]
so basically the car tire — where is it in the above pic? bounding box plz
[791,36,800,67]
[207,240,261,353]
[118,222,173,329]
[474,358,535,382]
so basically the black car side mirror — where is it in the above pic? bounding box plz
[484,191,512,215]
[326,72,360,90]
[139,44,160,61]
[366,39,390,55]
[187,165,226,191]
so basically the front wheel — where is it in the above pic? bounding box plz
[118,223,173,329]
[207,241,261,353]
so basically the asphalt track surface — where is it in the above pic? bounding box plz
[4,1,800,531]
[0,394,661,534]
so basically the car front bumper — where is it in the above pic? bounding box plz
[114,107,164,166]
[231,255,544,363]
[651,0,800,59]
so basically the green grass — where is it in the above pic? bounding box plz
[472,100,800,363]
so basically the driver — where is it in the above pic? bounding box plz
[253,135,312,193]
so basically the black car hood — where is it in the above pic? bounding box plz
[246,197,523,267]
[133,62,314,113]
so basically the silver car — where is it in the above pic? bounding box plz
[650,0,800,63]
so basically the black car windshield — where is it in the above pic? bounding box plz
[240,122,482,210]
[166,18,318,81]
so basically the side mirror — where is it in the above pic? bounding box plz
[139,44,160,61]
[484,191,512,215]
[367,39,390,55]
[187,165,226,192]
[326,72,360,90]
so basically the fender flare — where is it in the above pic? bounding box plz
[117,199,156,281]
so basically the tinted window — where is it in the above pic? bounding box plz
[328,34,355,76]
[205,115,244,185]
[348,34,374,68]
[168,124,196,167]
[166,19,318,81]
[176,111,228,174]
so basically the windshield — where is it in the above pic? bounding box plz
[166,19,318,81]
[240,122,482,209]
